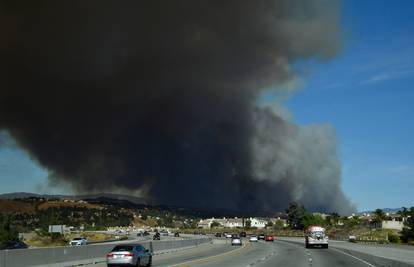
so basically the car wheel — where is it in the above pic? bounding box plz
[147,256,152,267]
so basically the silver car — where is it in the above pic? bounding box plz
[231,237,242,246]
[107,244,152,267]
[69,237,88,246]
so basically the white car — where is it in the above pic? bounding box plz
[231,237,242,246]
[249,235,258,242]
[69,237,88,246]
[226,234,232,238]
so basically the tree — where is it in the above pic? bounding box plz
[401,207,414,243]
[398,207,409,217]
[301,214,326,228]
[0,216,19,242]
[286,202,306,229]
[344,216,361,228]
[245,220,251,229]
[273,220,285,230]
[210,221,221,228]
[266,221,274,227]
[373,209,387,223]
[326,212,340,226]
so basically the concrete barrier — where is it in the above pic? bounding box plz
[0,237,211,267]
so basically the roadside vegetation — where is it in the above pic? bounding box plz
[0,215,19,243]
[25,231,117,247]
[183,203,414,246]
[1,197,413,246]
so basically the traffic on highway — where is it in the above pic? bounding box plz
[83,231,414,267]
[2,229,413,267]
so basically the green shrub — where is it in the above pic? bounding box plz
[388,232,400,243]
[0,217,19,242]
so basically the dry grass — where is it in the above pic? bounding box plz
[133,217,158,228]
[25,232,116,248]
[0,199,36,214]
[36,200,103,210]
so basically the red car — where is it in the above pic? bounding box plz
[265,235,274,241]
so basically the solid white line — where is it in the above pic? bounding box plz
[330,248,376,267]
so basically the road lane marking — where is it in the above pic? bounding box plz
[171,242,252,267]
[330,248,376,267]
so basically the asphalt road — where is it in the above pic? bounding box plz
[278,237,414,266]
[68,236,414,267]
[88,241,239,267]
[194,240,383,267]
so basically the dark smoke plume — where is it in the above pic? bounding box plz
[0,0,354,213]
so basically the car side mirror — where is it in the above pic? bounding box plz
[145,249,150,253]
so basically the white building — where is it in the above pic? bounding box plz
[197,218,215,229]
[249,218,267,228]
[198,217,283,229]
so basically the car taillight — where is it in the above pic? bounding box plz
[125,253,134,257]
[107,253,114,258]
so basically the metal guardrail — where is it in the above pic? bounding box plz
[0,237,211,267]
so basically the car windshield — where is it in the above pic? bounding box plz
[310,231,325,238]
[73,238,82,240]
[112,246,134,252]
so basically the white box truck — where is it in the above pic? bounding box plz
[305,226,328,248]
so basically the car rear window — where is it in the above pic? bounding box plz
[112,246,134,252]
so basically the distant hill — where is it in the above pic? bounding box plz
[0,192,274,218]
[0,192,153,205]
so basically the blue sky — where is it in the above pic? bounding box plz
[286,0,414,211]
[0,1,413,211]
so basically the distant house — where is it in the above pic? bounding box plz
[371,214,405,231]
[249,218,267,228]
[197,217,245,228]
[198,216,286,229]
[197,218,214,229]
[222,218,243,228]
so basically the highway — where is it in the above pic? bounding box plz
[89,240,240,267]
[2,233,413,266]
[89,236,414,267]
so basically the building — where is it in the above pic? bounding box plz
[197,217,272,229]
[372,214,405,231]
[197,218,215,229]
[248,218,267,228]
